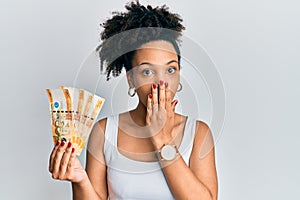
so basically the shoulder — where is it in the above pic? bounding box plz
[96,117,108,135]
[192,120,215,158]
[195,120,211,136]
[93,114,116,136]
[194,120,212,140]
[88,117,108,145]
[92,114,120,136]
[87,117,109,162]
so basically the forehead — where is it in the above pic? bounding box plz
[132,40,178,65]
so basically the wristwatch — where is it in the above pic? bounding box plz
[159,144,179,161]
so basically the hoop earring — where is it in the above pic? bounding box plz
[128,87,136,97]
[177,83,182,92]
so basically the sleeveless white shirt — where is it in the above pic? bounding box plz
[103,115,197,200]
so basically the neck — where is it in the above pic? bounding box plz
[129,101,147,126]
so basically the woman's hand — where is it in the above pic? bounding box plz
[146,80,178,150]
[49,141,87,183]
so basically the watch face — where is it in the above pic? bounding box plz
[161,145,177,161]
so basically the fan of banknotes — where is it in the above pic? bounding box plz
[46,86,105,155]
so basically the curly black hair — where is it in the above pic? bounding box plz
[96,0,185,80]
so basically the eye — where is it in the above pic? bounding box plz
[167,67,176,74]
[142,69,153,76]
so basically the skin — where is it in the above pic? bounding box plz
[49,40,218,200]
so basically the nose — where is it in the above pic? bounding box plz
[153,72,166,84]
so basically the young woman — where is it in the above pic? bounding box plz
[49,1,218,199]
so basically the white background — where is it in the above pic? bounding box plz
[0,0,299,199]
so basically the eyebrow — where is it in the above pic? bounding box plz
[139,60,178,66]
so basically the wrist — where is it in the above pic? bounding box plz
[157,143,179,160]
[151,136,173,150]
[72,171,89,187]
[156,146,181,168]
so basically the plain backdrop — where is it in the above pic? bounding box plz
[0,0,299,199]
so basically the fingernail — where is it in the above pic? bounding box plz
[149,94,153,99]
[67,142,72,148]
[153,84,157,89]
[159,80,164,86]
[72,148,75,153]
[61,141,65,147]
[165,82,168,88]
[55,141,60,146]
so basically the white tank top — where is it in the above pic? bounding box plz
[103,115,197,200]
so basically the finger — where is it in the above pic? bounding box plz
[171,99,179,112]
[165,82,172,114]
[58,142,73,178]
[159,80,165,109]
[152,83,158,105]
[65,147,76,179]
[51,141,68,179]
[146,93,153,125]
[49,140,60,172]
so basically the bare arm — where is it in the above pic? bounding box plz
[72,150,107,200]
[160,121,218,200]
[72,173,104,200]
[74,118,108,200]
